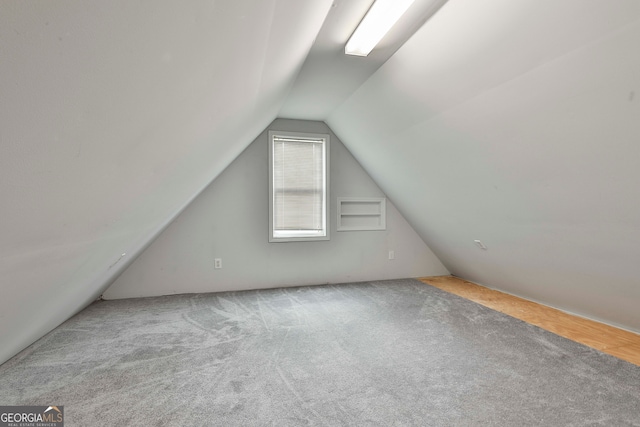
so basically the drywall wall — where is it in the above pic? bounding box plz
[0,0,333,365]
[104,119,447,298]
[328,0,640,332]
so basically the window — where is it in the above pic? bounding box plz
[269,131,329,242]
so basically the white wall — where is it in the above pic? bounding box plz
[0,1,333,366]
[104,119,447,299]
[328,0,640,332]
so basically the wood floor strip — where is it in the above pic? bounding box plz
[418,275,640,367]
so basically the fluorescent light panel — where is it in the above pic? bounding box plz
[345,0,415,56]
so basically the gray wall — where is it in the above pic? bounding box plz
[104,119,447,298]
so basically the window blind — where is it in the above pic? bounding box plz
[272,136,326,237]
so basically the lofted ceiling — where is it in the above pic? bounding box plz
[2,0,640,366]
[327,0,640,331]
[0,0,334,365]
[280,0,448,119]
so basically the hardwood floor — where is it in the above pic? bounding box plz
[419,276,640,366]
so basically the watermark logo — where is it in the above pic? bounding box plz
[0,405,63,427]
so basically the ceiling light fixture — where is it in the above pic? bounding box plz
[345,0,415,57]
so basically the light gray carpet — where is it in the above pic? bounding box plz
[1,279,639,426]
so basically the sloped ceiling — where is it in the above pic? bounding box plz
[3,0,640,366]
[280,0,448,119]
[0,0,333,364]
[327,0,640,331]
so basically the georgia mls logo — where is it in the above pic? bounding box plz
[0,405,64,426]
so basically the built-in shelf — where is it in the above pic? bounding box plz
[337,197,386,231]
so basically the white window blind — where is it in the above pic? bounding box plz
[269,132,329,242]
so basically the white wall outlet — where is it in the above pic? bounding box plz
[214,258,222,269]
[388,250,395,260]
[474,240,487,250]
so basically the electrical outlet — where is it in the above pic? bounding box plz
[388,251,395,260]
[214,258,222,269]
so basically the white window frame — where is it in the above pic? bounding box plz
[269,130,330,243]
